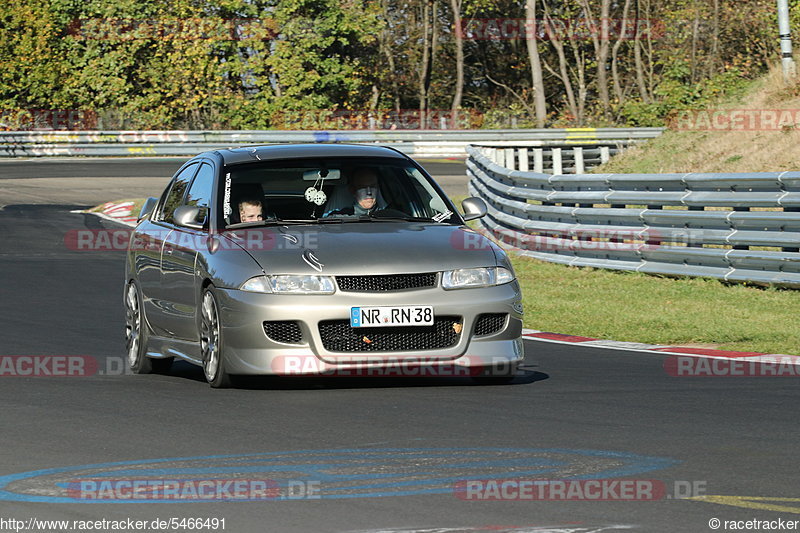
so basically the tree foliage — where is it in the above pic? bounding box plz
[0,0,791,128]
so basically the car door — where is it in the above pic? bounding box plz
[141,162,199,337]
[160,162,215,341]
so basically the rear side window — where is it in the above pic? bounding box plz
[159,163,198,224]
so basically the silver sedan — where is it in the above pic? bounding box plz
[125,144,523,387]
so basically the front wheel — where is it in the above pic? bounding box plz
[125,281,152,374]
[200,288,232,388]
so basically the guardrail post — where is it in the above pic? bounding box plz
[552,148,563,175]
[574,147,585,174]
[518,148,529,171]
[533,149,544,173]
[685,206,704,246]
[505,148,515,170]
[600,146,610,164]
[495,148,505,167]
[733,206,750,250]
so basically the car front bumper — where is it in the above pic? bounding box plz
[214,282,524,376]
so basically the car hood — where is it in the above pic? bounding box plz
[225,223,501,276]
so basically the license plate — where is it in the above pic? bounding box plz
[350,306,434,328]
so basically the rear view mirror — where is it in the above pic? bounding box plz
[138,197,158,222]
[461,197,488,221]
[173,205,207,230]
[303,169,341,181]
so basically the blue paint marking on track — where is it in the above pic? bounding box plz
[0,447,679,503]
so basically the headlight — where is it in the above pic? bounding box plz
[441,267,515,289]
[240,276,271,293]
[240,275,336,294]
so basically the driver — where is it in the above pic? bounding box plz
[327,167,381,216]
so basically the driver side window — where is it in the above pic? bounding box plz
[185,163,214,209]
[158,163,198,224]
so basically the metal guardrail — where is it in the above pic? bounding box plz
[0,128,663,158]
[467,145,800,287]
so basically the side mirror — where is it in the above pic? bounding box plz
[173,205,207,230]
[138,197,158,222]
[461,197,488,221]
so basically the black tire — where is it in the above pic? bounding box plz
[125,280,152,374]
[200,287,233,388]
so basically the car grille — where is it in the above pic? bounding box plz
[318,316,462,352]
[263,321,303,344]
[336,273,437,292]
[473,313,507,336]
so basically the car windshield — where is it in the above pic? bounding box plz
[222,157,457,228]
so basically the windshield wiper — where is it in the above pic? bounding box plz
[273,219,321,224]
[312,214,449,224]
[366,214,440,223]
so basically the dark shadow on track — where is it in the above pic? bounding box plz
[145,360,548,390]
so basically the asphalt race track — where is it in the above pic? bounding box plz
[0,159,799,532]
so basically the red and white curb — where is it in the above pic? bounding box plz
[521,328,799,365]
[72,201,137,227]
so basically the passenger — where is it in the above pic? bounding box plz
[238,198,264,223]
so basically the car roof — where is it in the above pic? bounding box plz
[211,143,409,166]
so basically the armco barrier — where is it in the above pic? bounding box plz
[0,128,663,159]
[467,145,800,287]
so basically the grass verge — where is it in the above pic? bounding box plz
[511,254,797,355]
